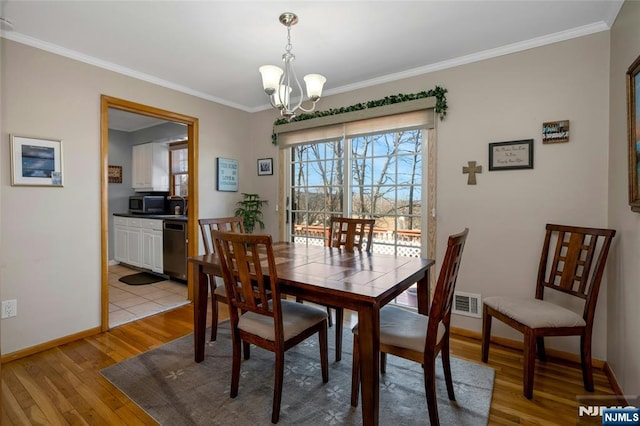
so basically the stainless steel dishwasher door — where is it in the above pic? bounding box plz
[163,220,187,280]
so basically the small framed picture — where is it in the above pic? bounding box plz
[10,135,63,186]
[257,158,273,176]
[108,165,123,183]
[542,120,570,144]
[488,139,534,171]
[216,157,239,191]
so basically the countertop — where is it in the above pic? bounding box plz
[114,212,188,222]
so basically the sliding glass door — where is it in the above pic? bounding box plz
[288,128,425,259]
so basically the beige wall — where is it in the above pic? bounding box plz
[0,39,252,354]
[252,31,612,358]
[608,0,640,396]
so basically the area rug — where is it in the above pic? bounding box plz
[119,272,165,285]
[101,322,494,425]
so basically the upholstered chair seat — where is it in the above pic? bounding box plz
[353,305,446,353]
[239,300,328,341]
[483,296,586,329]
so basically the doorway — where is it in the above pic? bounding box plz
[100,95,199,332]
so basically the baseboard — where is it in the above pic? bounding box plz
[450,326,605,370]
[603,362,626,402]
[1,326,102,364]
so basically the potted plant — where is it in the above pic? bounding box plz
[234,193,268,233]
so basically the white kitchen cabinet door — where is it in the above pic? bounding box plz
[151,229,163,273]
[140,219,164,273]
[125,227,142,267]
[114,225,128,263]
[132,142,169,192]
[141,228,155,271]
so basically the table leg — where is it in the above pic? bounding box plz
[416,271,431,315]
[357,305,380,426]
[193,264,208,362]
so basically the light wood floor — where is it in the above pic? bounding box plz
[1,302,616,425]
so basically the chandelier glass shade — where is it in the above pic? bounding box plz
[259,12,326,120]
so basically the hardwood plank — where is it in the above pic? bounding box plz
[0,303,617,425]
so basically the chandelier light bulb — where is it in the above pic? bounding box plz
[304,74,326,102]
[259,65,283,95]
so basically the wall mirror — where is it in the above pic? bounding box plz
[628,54,640,213]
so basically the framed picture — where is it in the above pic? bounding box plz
[542,120,570,144]
[10,135,63,186]
[108,165,122,183]
[627,54,640,213]
[216,157,238,192]
[488,139,534,171]
[257,158,273,176]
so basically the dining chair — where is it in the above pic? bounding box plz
[482,224,615,399]
[298,216,375,362]
[350,228,469,426]
[211,230,329,424]
[198,217,244,341]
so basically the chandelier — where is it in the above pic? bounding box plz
[259,12,326,120]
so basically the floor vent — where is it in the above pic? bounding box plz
[452,292,481,318]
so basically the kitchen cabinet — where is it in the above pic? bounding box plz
[114,216,163,273]
[132,142,169,192]
[140,218,163,273]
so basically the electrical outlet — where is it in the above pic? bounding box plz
[1,299,17,319]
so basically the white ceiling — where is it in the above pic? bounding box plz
[1,1,623,115]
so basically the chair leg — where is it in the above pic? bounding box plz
[380,352,387,374]
[209,282,218,341]
[350,333,360,407]
[536,337,547,362]
[319,322,329,383]
[481,305,492,363]
[230,332,242,398]
[335,308,343,362]
[272,350,285,424]
[580,331,594,392]
[441,336,456,401]
[326,306,333,327]
[424,354,440,426]
[523,329,536,399]
[243,341,251,360]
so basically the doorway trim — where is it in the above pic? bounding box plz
[100,95,199,332]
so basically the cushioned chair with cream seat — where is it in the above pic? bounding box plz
[350,228,469,426]
[198,217,244,341]
[211,230,329,424]
[481,224,615,399]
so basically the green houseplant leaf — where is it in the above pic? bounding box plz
[234,193,268,234]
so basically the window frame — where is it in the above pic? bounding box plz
[169,140,188,197]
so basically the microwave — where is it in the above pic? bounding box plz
[129,195,166,214]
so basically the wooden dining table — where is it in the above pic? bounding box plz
[189,242,435,426]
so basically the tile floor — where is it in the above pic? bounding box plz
[108,264,190,328]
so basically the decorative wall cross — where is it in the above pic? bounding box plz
[463,161,482,185]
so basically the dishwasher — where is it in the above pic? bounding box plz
[163,220,187,280]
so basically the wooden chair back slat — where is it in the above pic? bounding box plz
[327,217,376,252]
[536,224,615,318]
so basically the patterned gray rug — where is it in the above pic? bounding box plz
[101,322,494,425]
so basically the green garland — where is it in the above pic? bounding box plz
[271,86,448,144]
